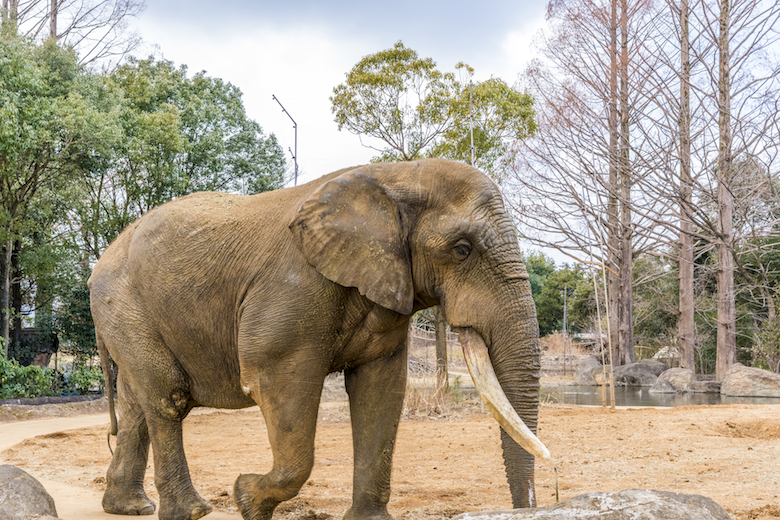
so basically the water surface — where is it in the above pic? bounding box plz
[541,384,780,407]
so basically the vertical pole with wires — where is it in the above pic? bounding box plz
[272,95,298,186]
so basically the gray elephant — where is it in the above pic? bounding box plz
[89,158,549,520]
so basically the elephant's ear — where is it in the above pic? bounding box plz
[289,169,414,315]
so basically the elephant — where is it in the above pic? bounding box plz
[88,158,550,520]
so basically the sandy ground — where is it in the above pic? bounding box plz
[2,386,780,520]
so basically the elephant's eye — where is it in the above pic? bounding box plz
[452,239,472,261]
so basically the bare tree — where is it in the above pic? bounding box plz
[636,0,780,378]
[677,0,696,371]
[510,0,661,365]
[3,0,144,65]
[715,0,737,380]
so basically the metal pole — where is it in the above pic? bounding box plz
[272,95,298,186]
[562,284,568,375]
[469,80,475,166]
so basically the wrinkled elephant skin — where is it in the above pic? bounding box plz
[89,159,544,520]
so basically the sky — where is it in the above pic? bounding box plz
[131,0,548,186]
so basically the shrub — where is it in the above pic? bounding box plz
[0,357,57,399]
[64,364,104,394]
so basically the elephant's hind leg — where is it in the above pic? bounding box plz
[146,411,213,520]
[103,372,156,515]
[233,371,325,520]
[138,350,212,520]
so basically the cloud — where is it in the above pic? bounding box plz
[132,1,547,182]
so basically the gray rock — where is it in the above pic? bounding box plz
[721,363,780,397]
[638,359,667,376]
[650,368,696,393]
[0,465,60,520]
[453,489,731,519]
[648,378,676,394]
[612,363,658,386]
[574,356,602,385]
[690,380,721,393]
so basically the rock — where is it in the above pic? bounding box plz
[649,369,721,394]
[612,363,658,386]
[650,368,696,393]
[690,380,721,393]
[0,465,60,520]
[593,364,658,387]
[721,363,780,397]
[574,356,602,385]
[452,489,731,519]
[637,359,666,376]
[648,378,676,394]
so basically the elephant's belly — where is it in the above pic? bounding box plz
[190,381,256,409]
[182,353,256,409]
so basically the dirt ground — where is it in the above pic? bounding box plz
[3,384,780,520]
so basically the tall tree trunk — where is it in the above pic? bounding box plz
[50,0,57,39]
[434,306,448,399]
[678,0,696,372]
[608,0,621,366]
[1,238,11,357]
[716,0,736,381]
[11,239,22,358]
[618,0,634,365]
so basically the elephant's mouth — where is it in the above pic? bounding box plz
[456,327,551,460]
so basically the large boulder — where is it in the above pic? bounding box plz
[649,369,721,394]
[650,368,696,393]
[721,363,780,397]
[0,465,60,520]
[574,356,602,385]
[612,363,658,386]
[638,359,666,376]
[452,489,731,519]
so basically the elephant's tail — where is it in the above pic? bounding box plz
[97,332,118,451]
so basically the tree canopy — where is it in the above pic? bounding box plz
[330,41,536,175]
[1,35,286,361]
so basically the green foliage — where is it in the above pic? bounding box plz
[56,269,96,362]
[71,56,287,259]
[431,74,536,174]
[0,356,105,398]
[0,357,56,399]
[2,37,287,359]
[331,41,458,161]
[530,259,593,337]
[522,250,557,300]
[331,41,536,170]
[1,35,113,350]
[64,364,103,394]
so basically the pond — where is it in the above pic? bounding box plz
[540,384,780,407]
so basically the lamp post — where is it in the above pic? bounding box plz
[272,95,298,186]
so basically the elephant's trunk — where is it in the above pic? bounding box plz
[457,327,549,460]
[456,280,544,508]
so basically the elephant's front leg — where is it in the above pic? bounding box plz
[344,336,408,520]
[234,362,327,520]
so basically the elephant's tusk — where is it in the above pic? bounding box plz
[456,327,551,461]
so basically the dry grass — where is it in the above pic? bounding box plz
[402,374,485,420]
[540,332,590,355]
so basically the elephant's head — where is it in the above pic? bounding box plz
[290,158,548,507]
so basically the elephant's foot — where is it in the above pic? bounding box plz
[343,507,393,520]
[158,493,212,520]
[234,473,292,520]
[102,488,156,515]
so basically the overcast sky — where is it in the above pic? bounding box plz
[132,1,547,185]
